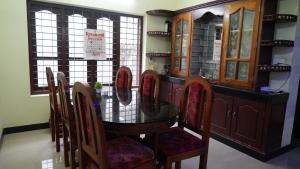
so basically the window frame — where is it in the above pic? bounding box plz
[27,0,143,95]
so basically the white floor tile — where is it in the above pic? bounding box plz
[0,129,299,169]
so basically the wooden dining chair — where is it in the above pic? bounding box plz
[139,70,160,99]
[156,76,213,169]
[46,67,62,152]
[57,72,77,169]
[116,88,132,106]
[115,66,132,90]
[72,81,156,169]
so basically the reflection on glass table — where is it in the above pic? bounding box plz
[94,87,178,127]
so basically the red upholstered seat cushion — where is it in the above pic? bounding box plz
[158,127,205,156]
[108,137,154,169]
[142,74,155,97]
[185,83,203,128]
[117,70,128,89]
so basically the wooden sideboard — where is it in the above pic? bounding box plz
[160,75,290,161]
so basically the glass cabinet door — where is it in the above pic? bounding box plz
[171,13,192,77]
[220,0,260,89]
[174,19,182,70]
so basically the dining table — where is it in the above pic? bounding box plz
[94,87,179,136]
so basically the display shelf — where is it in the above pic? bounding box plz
[147,31,171,36]
[257,65,291,72]
[146,10,175,17]
[146,52,171,58]
[261,40,294,47]
[263,14,297,22]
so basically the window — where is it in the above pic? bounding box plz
[28,1,143,94]
[97,17,113,84]
[120,16,141,85]
[35,10,58,87]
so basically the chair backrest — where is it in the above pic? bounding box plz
[179,76,213,145]
[140,96,158,116]
[138,70,160,99]
[72,81,108,169]
[115,66,132,90]
[57,72,75,129]
[116,88,132,106]
[46,67,59,114]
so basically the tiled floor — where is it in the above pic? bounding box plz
[0,129,299,169]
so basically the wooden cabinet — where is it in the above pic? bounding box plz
[211,93,232,136]
[159,80,172,103]
[160,75,289,160]
[220,0,262,89]
[159,77,184,107]
[171,13,193,77]
[211,93,264,150]
[231,97,264,149]
[211,87,289,157]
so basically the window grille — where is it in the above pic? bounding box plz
[28,1,143,94]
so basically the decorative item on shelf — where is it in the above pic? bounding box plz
[164,21,172,33]
[147,31,171,36]
[261,40,294,47]
[263,14,297,22]
[257,63,291,72]
[146,52,171,58]
[94,82,103,94]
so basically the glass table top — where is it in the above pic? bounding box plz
[93,87,178,124]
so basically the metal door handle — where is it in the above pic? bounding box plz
[233,111,237,118]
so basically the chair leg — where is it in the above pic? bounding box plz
[79,150,85,169]
[50,111,55,142]
[63,125,70,167]
[55,114,60,152]
[199,154,208,169]
[164,159,172,169]
[70,140,77,169]
[175,161,181,169]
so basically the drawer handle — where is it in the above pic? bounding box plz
[233,112,237,118]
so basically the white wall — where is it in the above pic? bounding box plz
[269,0,299,92]
[281,0,300,146]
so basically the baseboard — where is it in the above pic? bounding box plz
[3,123,49,135]
[210,132,294,162]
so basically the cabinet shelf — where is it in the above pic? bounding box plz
[146,10,175,17]
[147,31,171,37]
[257,65,291,72]
[260,40,294,47]
[146,52,171,58]
[263,14,297,22]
